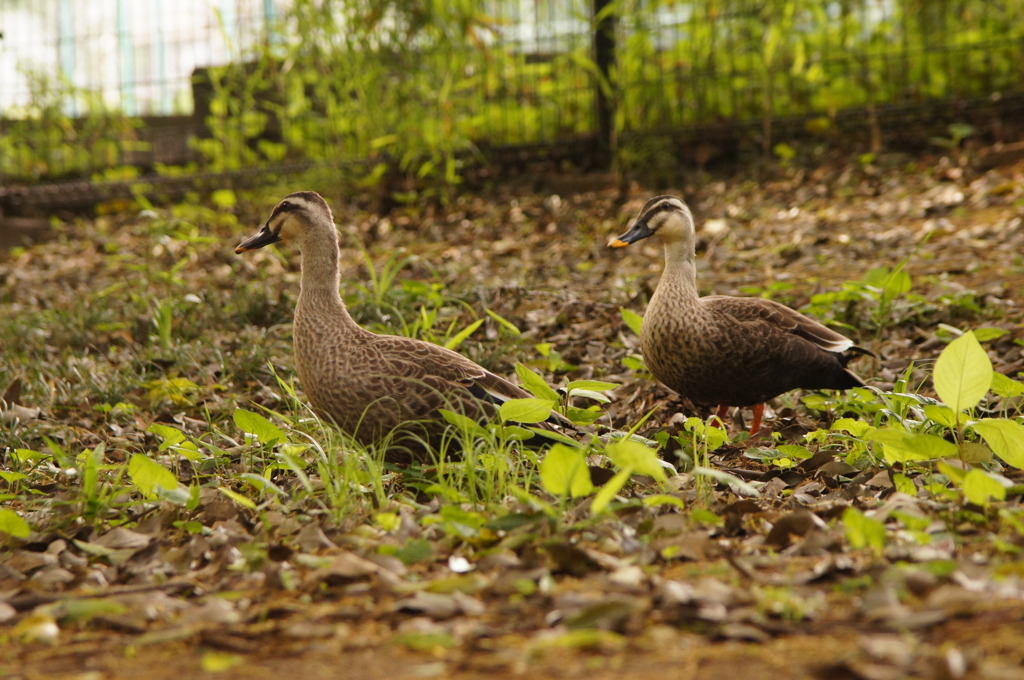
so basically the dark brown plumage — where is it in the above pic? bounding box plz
[609,195,867,434]
[235,191,548,462]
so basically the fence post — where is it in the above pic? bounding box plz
[593,0,617,165]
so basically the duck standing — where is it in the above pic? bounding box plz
[609,195,867,434]
[236,191,550,461]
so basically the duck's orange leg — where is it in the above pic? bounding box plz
[712,404,730,429]
[749,403,765,435]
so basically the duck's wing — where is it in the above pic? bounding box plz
[382,336,533,402]
[704,295,859,353]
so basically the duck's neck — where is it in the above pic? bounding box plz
[652,239,701,309]
[295,234,360,332]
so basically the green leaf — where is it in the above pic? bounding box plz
[394,538,433,565]
[443,318,483,350]
[217,486,256,509]
[962,468,1006,506]
[776,444,813,460]
[866,428,958,463]
[439,409,489,438]
[540,444,594,498]
[892,472,916,496]
[606,438,668,482]
[148,423,185,450]
[973,326,1008,342]
[128,454,179,499]
[620,308,644,337]
[641,494,686,509]
[923,404,958,428]
[515,363,560,402]
[233,409,286,446]
[0,508,31,538]
[973,418,1024,469]
[565,406,603,425]
[201,651,242,672]
[990,372,1024,398]
[565,380,619,393]
[57,598,128,622]
[210,189,237,208]
[591,467,631,515]
[148,422,200,459]
[499,398,555,424]
[842,507,885,555]
[933,331,992,413]
[485,309,521,336]
[831,413,872,436]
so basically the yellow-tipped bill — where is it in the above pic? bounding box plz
[608,218,654,249]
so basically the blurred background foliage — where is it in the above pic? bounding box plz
[2,0,1023,193]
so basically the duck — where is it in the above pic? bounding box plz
[608,195,868,435]
[235,191,554,462]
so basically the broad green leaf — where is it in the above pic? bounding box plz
[217,486,256,509]
[620,308,644,337]
[937,461,967,484]
[590,467,631,515]
[606,438,668,482]
[144,377,199,406]
[499,398,555,424]
[148,422,200,459]
[500,424,537,441]
[233,409,286,446]
[641,494,686,509]
[991,372,1024,398]
[892,472,916,496]
[443,318,483,350]
[962,468,1006,506]
[973,327,1008,342]
[866,428,958,463]
[681,416,730,449]
[565,380,619,393]
[776,444,813,460]
[394,538,433,565]
[933,331,992,413]
[515,363,560,402]
[0,508,31,538]
[973,418,1024,469]
[439,409,489,438]
[563,389,611,404]
[128,454,179,499]
[375,512,401,531]
[842,507,885,555]
[148,423,185,449]
[922,404,957,428]
[540,444,594,498]
[566,406,603,425]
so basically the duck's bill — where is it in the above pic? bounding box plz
[607,219,654,248]
[235,223,281,253]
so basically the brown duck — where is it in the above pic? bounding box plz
[609,195,867,434]
[235,191,549,461]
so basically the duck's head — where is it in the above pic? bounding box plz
[608,195,693,248]
[235,191,334,254]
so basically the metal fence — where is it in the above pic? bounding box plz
[2,0,1023,187]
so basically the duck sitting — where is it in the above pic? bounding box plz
[235,191,553,462]
[608,195,868,435]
